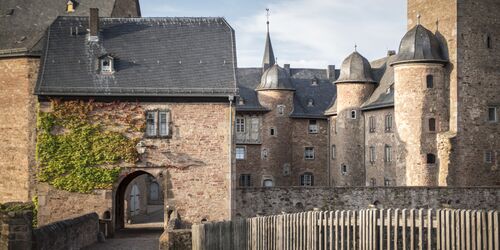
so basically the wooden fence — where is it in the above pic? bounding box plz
[192,209,499,250]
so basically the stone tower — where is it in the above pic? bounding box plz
[255,23,295,187]
[391,24,448,186]
[330,51,376,186]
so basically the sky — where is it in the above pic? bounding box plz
[140,0,407,68]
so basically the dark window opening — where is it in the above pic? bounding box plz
[429,118,436,132]
[486,35,492,49]
[488,107,497,122]
[341,164,347,174]
[427,153,436,164]
[300,172,314,186]
[239,174,251,187]
[270,128,275,136]
[426,75,434,88]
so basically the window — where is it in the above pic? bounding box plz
[236,117,245,133]
[236,146,246,160]
[370,178,376,187]
[261,149,268,160]
[369,146,376,163]
[305,147,315,160]
[308,120,318,134]
[263,179,273,187]
[270,128,276,136]
[239,174,251,187]
[300,172,314,186]
[277,105,285,116]
[369,116,376,132]
[307,99,314,107]
[426,75,434,88]
[384,145,392,162]
[486,34,492,49]
[485,151,495,164]
[428,118,436,132]
[311,78,319,86]
[146,110,170,137]
[384,179,391,186]
[100,57,114,73]
[427,153,436,164]
[331,145,336,159]
[238,98,245,105]
[350,110,357,119]
[283,163,291,176]
[341,164,348,175]
[488,107,497,122]
[149,182,159,201]
[385,114,393,132]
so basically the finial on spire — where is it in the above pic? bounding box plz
[266,8,270,33]
[354,44,358,52]
[417,13,421,25]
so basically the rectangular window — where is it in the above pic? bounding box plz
[485,151,495,164]
[384,145,392,162]
[428,118,436,132]
[146,111,157,136]
[300,173,314,186]
[350,110,357,119]
[277,105,285,116]
[270,128,276,136]
[239,174,251,187]
[236,117,245,133]
[236,146,246,160]
[369,146,376,163]
[159,111,169,136]
[305,147,315,160]
[384,179,391,186]
[488,107,497,122]
[385,114,393,132]
[369,116,376,132]
[331,145,336,159]
[308,120,318,134]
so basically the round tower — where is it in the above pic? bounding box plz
[391,24,448,186]
[332,51,376,186]
[256,64,295,186]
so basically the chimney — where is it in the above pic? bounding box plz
[284,64,291,75]
[89,8,99,41]
[387,50,396,56]
[327,65,336,80]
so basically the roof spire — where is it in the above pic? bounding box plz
[417,13,421,25]
[355,43,358,52]
[262,8,276,72]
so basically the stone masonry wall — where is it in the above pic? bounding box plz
[0,208,33,250]
[0,58,39,203]
[234,187,500,218]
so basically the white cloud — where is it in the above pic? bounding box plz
[234,0,407,68]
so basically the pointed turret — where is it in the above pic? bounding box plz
[262,8,275,72]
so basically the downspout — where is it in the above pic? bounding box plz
[228,95,234,219]
[327,117,331,187]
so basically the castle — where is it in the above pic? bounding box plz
[0,0,498,231]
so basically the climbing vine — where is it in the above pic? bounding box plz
[36,99,144,193]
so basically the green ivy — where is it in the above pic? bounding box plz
[0,202,34,213]
[32,196,38,228]
[36,100,139,193]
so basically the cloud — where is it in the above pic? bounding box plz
[234,0,407,68]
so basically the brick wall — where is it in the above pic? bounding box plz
[234,187,500,218]
[0,57,39,203]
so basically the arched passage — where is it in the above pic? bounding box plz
[115,170,164,230]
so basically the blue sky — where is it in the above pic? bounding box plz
[140,0,407,68]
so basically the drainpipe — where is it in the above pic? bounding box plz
[327,117,331,187]
[228,95,234,219]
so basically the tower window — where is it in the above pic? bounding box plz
[384,145,392,162]
[341,164,348,175]
[428,118,436,132]
[100,56,114,73]
[277,105,285,116]
[350,110,357,119]
[270,128,276,136]
[485,151,495,164]
[369,116,376,132]
[426,75,434,88]
[300,172,314,186]
[307,99,314,107]
[486,34,492,49]
[331,145,336,159]
[308,120,318,134]
[304,147,315,160]
[236,117,245,133]
[427,153,436,164]
[369,146,376,163]
[236,146,246,160]
[239,174,251,187]
[488,107,497,122]
[385,114,393,132]
[263,178,274,187]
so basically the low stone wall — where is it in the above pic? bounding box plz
[159,229,192,250]
[234,187,500,218]
[0,204,33,250]
[32,213,99,250]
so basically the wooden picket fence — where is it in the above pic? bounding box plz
[192,209,499,250]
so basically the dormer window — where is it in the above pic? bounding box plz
[311,77,319,86]
[100,56,114,74]
[307,99,314,107]
[238,98,245,105]
[66,0,75,13]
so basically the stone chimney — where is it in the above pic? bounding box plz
[284,64,291,75]
[89,8,99,41]
[387,50,396,56]
[327,65,336,80]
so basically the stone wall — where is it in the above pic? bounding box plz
[159,229,192,250]
[234,187,500,218]
[0,206,33,250]
[0,57,39,203]
[33,213,99,250]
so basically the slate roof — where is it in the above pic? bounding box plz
[35,17,238,97]
[0,0,122,56]
[237,67,338,118]
[392,24,447,65]
[335,51,376,84]
[361,55,397,111]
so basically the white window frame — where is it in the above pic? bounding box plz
[304,147,315,160]
[308,120,318,134]
[263,178,274,187]
[236,146,246,160]
[101,57,114,73]
[485,151,495,164]
[385,114,393,132]
[159,111,169,136]
[331,145,336,160]
[384,145,392,162]
[350,110,357,119]
[146,111,157,137]
[236,117,245,133]
[369,116,376,133]
[146,110,170,137]
[300,172,314,186]
[369,146,376,163]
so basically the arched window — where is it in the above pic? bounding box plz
[263,179,274,187]
[427,153,436,164]
[300,172,314,186]
[149,182,159,201]
[428,118,436,132]
[350,110,357,119]
[426,75,434,88]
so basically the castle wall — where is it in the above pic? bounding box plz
[332,83,375,186]
[363,107,400,186]
[0,57,38,203]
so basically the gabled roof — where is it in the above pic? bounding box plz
[0,0,139,56]
[35,17,238,97]
[361,55,397,111]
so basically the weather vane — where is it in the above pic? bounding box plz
[417,13,421,25]
[266,8,270,32]
[355,44,358,52]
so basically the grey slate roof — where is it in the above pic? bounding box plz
[335,51,376,84]
[361,55,397,111]
[262,31,275,70]
[0,0,121,56]
[35,17,238,97]
[257,64,295,91]
[392,24,447,65]
[237,67,337,118]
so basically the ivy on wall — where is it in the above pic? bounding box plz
[36,100,144,193]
